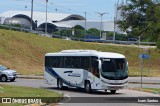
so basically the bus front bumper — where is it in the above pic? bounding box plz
[102,82,128,90]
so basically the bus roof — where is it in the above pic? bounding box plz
[45,50,125,58]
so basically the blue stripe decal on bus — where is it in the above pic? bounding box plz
[45,67,60,78]
[45,68,90,88]
[64,71,81,77]
[45,67,77,87]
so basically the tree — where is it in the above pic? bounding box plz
[74,25,84,30]
[117,0,160,44]
[54,25,85,38]
[73,25,85,38]
[87,28,100,36]
[107,31,127,41]
[74,29,85,38]
[53,29,72,37]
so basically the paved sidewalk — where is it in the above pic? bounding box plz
[128,77,160,84]
[18,75,43,79]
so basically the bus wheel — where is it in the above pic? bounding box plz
[57,79,63,89]
[110,90,116,94]
[85,81,92,93]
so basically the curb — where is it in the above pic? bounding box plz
[17,75,43,79]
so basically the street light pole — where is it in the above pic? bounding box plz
[45,0,48,36]
[100,14,103,38]
[113,0,120,41]
[97,12,108,38]
[30,0,33,31]
[113,17,116,41]
[84,11,87,39]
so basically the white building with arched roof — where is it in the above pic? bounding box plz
[0,10,122,33]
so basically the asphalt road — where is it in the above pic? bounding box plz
[0,78,160,106]
[18,75,160,84]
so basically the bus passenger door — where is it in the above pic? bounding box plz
[92,60,101,89]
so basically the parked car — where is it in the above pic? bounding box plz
[128,37,138,41]
[0,65,17,82]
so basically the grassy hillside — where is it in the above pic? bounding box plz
[0,29,160,76]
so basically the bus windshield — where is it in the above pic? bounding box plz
[101,58,128,80]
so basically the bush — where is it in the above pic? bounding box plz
[0,25,10,30]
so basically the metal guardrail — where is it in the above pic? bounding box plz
[103,40,156,45]
[70,38,156,45]
[0,24,156,46]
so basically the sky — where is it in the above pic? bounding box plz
[0,0,121,21]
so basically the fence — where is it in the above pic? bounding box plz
[0,24,156,46]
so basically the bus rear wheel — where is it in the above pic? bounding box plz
[85,81,92,93]
[57,79,63,89]
[110,90,116,94]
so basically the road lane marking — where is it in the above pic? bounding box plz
[58,94,71,105]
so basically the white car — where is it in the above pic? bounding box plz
[0,65,17,82]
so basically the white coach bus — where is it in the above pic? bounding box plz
[44,50,128,93]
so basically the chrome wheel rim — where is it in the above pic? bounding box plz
[2,77,6,82]
[86,83,90,92]
[58,80,62,88]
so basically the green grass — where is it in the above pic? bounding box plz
[0,84,60,97]
[0,104,23,106]
[142,88,160,93]
[0,84,62,106]
[0,29,160,76]
[131,88,160,95]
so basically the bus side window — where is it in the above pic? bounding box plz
[81,57,90,70]
[71,57,81,69]
[52,57,57,67]
[57,57,62,68]
[64,57,72,68]
[45,56,50,67]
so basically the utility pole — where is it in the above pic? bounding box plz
[30,0,33,31]
[113,0,120,41]
[113,17,116,41]
[45,0,48,36]
[84,11,87,39]
[97,12,108,38]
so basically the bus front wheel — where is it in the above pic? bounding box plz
[85,81,92,93]
[57,79,63,89]
[110,90,116,94]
